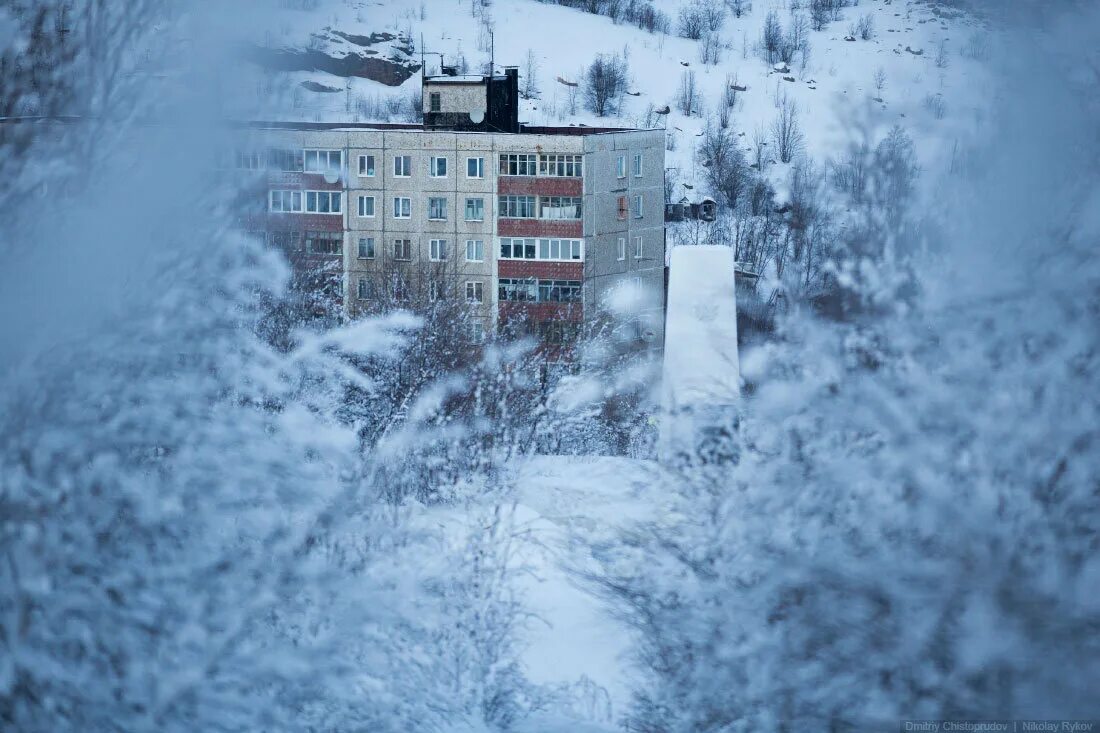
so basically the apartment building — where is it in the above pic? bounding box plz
[244,67,666,358]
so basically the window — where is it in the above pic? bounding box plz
[500,238,581,260]
[305,191,341,214]
[270,230,302,251]
[616,154,627,178]
[357,278,373,299]
[235,150,260,170]
[632,153,643,177]
[305,230,341,255]
[539,154,583,177]
[465,239,484,262]
[429,92,441,112]
[268,149,303,172]
[467,156,485,178]
[466,321,486,344]
[633,235,643,258]
[358,154,375,177]
[617,237,626,260]
[393,239,411,260]
[429,156,447,177]
[538,196,582,220]
[428,197,448,220]
[499,195,536,218]
[428,279,444,302]
[391,274,410,301]
[393,155,412,177]
[393,197,411,219]
[538,279,582,303]
[269,190,302,213]
[617,196,628,220]
[539,320,581,344]
[357,195,375,217]
[429,239,448,261]
[498,278,537,302]
[304,149,341,174]
[536,238,583,260]
[499,237,537,259]
[465,197,484,221]
[465,281,484,304]
[357,237,375,259]
[499,153,537,176]
[632,194,644,218]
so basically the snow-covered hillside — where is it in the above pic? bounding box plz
[243,0,993,209]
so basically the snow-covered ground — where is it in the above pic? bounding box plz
[510,455,669,723]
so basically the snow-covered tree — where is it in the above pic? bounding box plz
[590,3,1100,729]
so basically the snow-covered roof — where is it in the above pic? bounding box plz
[423,74,488,84]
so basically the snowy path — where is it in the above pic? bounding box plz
[509,455,667,730]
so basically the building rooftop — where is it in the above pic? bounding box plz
[242,120,649,136]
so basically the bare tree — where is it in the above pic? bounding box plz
[857,13,875,40]
[873,66,887,95]
[584,53,629,116]
[762,10,783,64]
[770,92,803,163]
[675,69,699,116]
[677,2,705,39]
[935,38,950,68]
[727,0,749,19]
[699,119,749,211]
[700,32,722,65]
[522,48,540,100]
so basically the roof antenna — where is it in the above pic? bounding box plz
[420,32,425,78]
[490,27,494,77]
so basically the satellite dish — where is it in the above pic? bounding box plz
[323,170,340,184]
[469,109,485,124]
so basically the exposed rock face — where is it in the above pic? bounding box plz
[247,30,421,87]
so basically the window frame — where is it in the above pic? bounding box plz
[304,149,342,175]
[538,196,582,220]
[466,156,485,178]
[393,238,412,261]
[499,153,538,176]
[428,238,448,262]
[304,190,341,214]
[465,280,484,304]
[304,230,342,255]
[357,236,376,259]
[464,197,485,222]
[617,237,626,261]
[632,152,643,177]
[499,195,537,219]
[499,237,582,261]
[429,91,441,112]
[427,196,448,221]
[429,156,448,178]
[538,153,583,177]
[393,196,412,219]
[465,239,484,262]
[633,235,643,258]
[357,194,375,218]
[616,154,627,178]
[358,154,376,177]
[632,194,644,219]
[393,155,412,177]
[357,277,373,300]
[269,189,303,213]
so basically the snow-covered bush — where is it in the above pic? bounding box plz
[589,4,1100,729]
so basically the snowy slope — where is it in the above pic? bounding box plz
[242,0,994,209]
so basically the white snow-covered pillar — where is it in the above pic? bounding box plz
[659,245,741,463]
